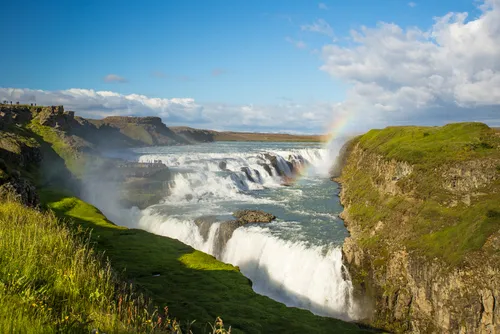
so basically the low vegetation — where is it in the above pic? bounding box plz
[0,197,186,333]
[358,122,498,165]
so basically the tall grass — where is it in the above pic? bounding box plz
[0,198,187,333]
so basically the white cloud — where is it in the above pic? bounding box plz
[103,74,128,83]
[285,36,307,49]
[0,88,337,134]
[408,2,417,8]
[319,3,329,10]
[318,0,500,132]
[301,19,334,37]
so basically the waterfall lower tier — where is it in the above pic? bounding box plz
[138,211,358,321]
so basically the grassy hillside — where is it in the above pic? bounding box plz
[0,198,187,333]
[340,122,500,265]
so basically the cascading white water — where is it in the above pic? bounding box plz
[103,141,359,321]
[222,227,357,320]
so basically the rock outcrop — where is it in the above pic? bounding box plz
[336,123,500,333]
[0,128,42,207]
[194,210,276,258]
[233,209,276,224]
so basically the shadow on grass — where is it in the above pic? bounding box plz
[39,189,380,334]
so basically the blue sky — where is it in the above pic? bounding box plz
[1,0,498,133]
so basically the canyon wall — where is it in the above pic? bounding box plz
[337,123,500,333]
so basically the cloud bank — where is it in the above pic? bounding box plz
[319,0,500,132]
[0,88,334,133]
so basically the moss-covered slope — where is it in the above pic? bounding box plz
[337,122,500,333]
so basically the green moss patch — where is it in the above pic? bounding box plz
[358,122,498,165]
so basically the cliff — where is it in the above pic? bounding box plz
[336,123,500,333]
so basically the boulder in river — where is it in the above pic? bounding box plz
[264,153,283,176]
[233,209,276,224]
[218,161,228,171]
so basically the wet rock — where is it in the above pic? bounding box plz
[264,153,283,176]
[219,161,228,171]
[258,162,273,176]
[253,169,262,182]
[194,209,277,258]
[233,209,276,224]
[286,160,294,174]
[194,215,220,241]
[240,167,255,183]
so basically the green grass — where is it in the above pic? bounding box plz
[358,122,499,165]
[121,124,154,145]
[0,198,187,334]
[28,121,87,178]
[39,189,371,334]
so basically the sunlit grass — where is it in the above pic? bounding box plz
[0,198,188,333]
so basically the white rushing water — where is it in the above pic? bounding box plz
[100,141,359,321]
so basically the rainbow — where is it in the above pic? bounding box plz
[284,111,353,184]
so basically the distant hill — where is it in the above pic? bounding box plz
[85,116,190,148]
[170,126,323,142]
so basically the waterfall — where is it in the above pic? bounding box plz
[97,142,358,320]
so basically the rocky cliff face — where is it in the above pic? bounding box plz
[337,124,500,333]
[0,129,42,207]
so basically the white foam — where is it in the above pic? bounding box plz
[222,226,357,320]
